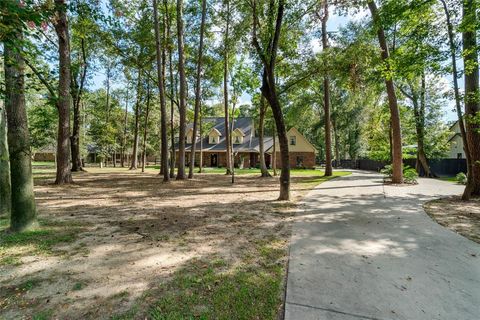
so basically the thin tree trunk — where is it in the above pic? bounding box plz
[199,112,203,172]
[462,0,480,198]
[368,1,403,184]
[259,96,271,177]
[153,0,170,181]
[223,0,232,175]
[272,124,277,176]
[70,38,87,172]
[4,38,37,231]
[0,104,11,217]
[176,0,187,179]
[189,0,207,179]
[121,88,129,167]
[53,0,73,184]
[130,70,142,170]
[141,81,151,173]
[441,0,471,182]
[410,76,432,177]
[319,0,333,176]
[164,0,176,179]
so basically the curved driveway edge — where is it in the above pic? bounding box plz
[285,171,480,320]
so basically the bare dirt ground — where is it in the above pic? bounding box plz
[0,168,334,319]
[424,196,480,244]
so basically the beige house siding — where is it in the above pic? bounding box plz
[448,120,465,159]
[448,134,464,159]
[268,127,317,154]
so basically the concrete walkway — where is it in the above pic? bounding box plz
[285,171,480,320]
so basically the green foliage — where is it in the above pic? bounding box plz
[403,166,418,184]
[381,164,418,184]
[27,103,57,152]
[456,172,467,185]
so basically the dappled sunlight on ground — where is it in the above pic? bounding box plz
[1,167,343,319]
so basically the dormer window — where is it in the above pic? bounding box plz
[232,128,245,144]
[208,128,222,145]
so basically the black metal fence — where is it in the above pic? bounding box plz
[338,158,467,177]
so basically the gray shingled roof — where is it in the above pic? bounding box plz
[178,117,274,153]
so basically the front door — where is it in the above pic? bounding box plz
[210,154,218,167]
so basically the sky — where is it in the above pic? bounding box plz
[90,7,459,123]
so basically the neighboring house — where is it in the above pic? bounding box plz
[33,145,56,161]
[176,117,317,169]
[448,119,465,159]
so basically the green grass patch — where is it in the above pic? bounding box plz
[0,217,85,265]
[111,239,287,320]
[438,176,457,182]
[296,171,351,189]
[32,309,53,320]
[32,161,55,167]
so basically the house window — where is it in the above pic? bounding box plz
[234,136,241,144]
[209,136,218,144]
[290,136,296,146]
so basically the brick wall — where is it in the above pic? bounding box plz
[273,151,315,169]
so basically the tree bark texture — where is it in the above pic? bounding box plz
[189,0,207,179]
[54,0,73,184]
[368,1,403,184]
[4,39,37,231]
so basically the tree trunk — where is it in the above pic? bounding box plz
[320,0,333,176]
[0,104,11,217]
[408,76,432,177]
[153,0,170,181]
[54,0,73,184]
[462,0,480,198]
[223,0,232,175]
[130,71,142,170]
[251,0,289,199]
[4,39,37,231]
[70,38,87,172]
[272,125,277,176]
[141,81,151,173]
[164,0,176,179]
[121,88,129,168]
[189,0,207,179]
[258,96,271,177]
[176,0,187,179]
[262,69,290,200]
[199,113,203,172]
[368,1,403,184]
[441,0,472,186]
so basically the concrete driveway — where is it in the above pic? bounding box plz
[285,171,480,320]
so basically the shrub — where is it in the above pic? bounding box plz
[403,166,418,184]
[380,164,393,177]
[456,172,467,185]
[380,164,418,184]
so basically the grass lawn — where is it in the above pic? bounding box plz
[438,176,458,183]
[3,165,350,319]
